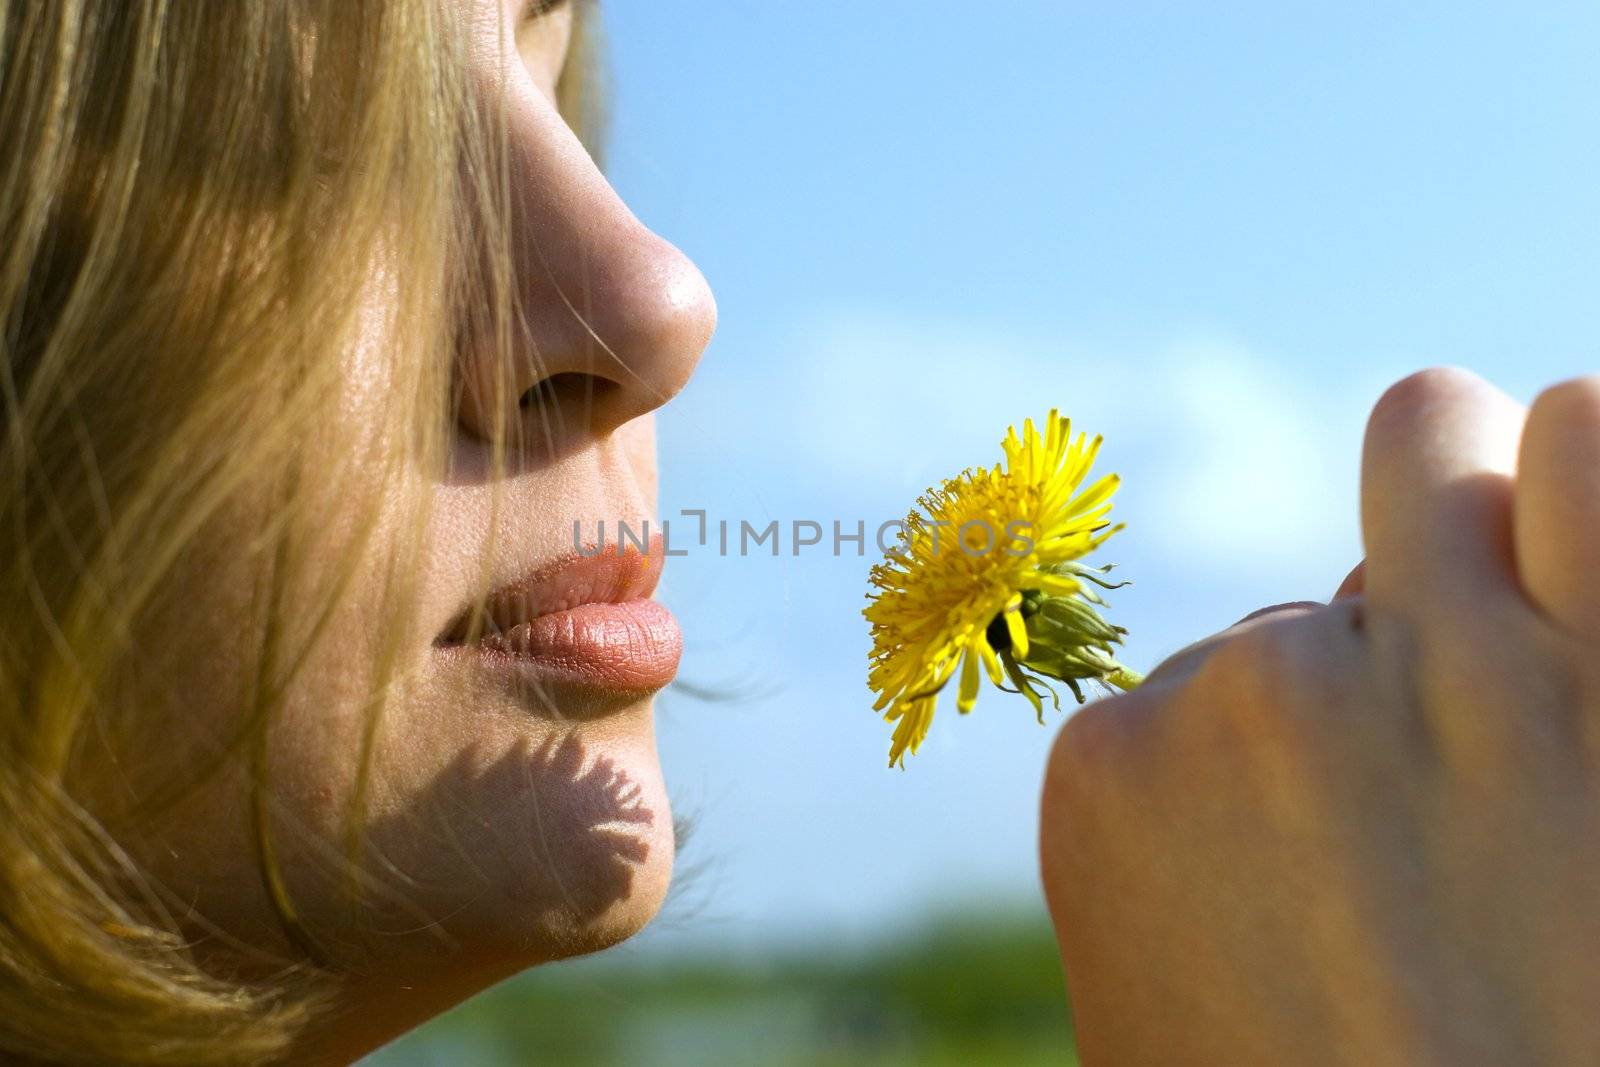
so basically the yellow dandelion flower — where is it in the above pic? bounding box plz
[864,410,1141,767]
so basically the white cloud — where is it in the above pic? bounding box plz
[672,311,1377,573]
[1117,337,1366,567]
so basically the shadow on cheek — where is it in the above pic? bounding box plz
[366,731,660,939]
[515,732,656,910]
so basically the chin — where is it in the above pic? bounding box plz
[250,677,674,988]
[542,807,674,959]
[508,731,677,961]
[357,701,677,972]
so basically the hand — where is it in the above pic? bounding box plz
[1039,368,1600,1066]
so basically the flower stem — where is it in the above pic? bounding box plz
[1108,666,1143,691]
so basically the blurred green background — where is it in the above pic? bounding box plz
[366,908,1076,1066]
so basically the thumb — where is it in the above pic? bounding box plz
[1333,560,1367,600]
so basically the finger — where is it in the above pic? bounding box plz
[1143,601,1322,690]
[1236,601,1327,626]
[1360,368,1524,613]
[1332,560,1366,600]
[1514,376,1600,636]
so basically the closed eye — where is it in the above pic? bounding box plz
[524,0,569,19]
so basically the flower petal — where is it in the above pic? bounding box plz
[977,634,1005,685]
[1003,596,1029,660]
[887,697,935,768]
[956,646,981,713]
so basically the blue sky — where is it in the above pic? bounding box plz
[594,3,1600,958]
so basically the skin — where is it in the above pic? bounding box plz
[101,2,714,1062]
[1041,368,1600,1064]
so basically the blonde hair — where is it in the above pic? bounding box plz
[0,2,603,1062]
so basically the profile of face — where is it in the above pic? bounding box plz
[101,0,716,1050]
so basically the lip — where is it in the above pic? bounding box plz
[434,539,682,694]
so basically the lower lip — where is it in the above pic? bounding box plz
[441,599,682,693]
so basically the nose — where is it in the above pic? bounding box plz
[454,69,717,447]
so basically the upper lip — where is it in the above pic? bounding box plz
[436,539,666,646]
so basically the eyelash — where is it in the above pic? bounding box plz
[524,0,569,18]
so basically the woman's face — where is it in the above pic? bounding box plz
[123,0,715,1035]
